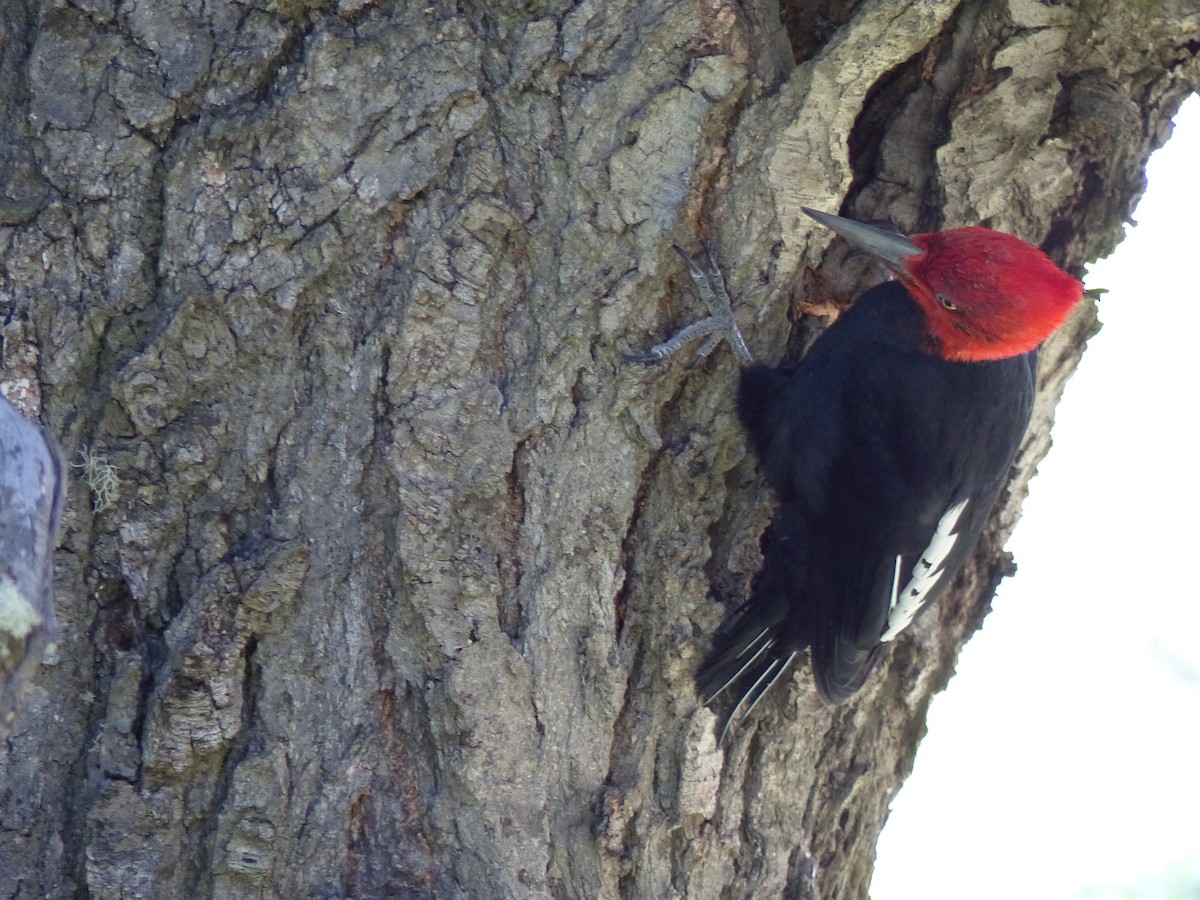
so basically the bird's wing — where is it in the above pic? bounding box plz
[807,347,1036,702]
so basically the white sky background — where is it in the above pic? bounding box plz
[872,93,1200,900]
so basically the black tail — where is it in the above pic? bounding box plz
[697,510,809,741]
[697,606,801,742]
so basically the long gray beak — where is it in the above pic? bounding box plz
[802,207,922,269]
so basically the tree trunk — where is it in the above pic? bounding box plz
[2,0,1196,897]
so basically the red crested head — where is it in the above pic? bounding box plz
[903,227,1084,361]
[803,209,1085,362]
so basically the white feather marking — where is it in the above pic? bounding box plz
[889,554,903,610]
[738,628,771,658]
[742,651,798,721]
[704,632,775,704]
[720,658,781,745]
[880,498,970,642]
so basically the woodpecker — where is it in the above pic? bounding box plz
[631,209,1083,732]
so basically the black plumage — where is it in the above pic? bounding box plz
[698,281,1036,719]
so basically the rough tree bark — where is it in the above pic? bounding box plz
[1,0,1196,897]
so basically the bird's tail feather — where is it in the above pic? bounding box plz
[698,506,811,740]
[697,603,802,743]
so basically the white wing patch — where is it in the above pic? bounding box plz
[880,498,970,642]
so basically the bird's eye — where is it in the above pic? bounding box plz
[937,294,958,311]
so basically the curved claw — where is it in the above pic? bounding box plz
[622,347,669,365]
[623,245,755,367]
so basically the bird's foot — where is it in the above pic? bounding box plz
[623,245,754,367]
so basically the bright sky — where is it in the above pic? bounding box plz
[872,93,1200,900]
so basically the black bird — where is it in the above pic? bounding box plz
[634,209,1083,732]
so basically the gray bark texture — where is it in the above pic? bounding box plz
[1,0,1197,897]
